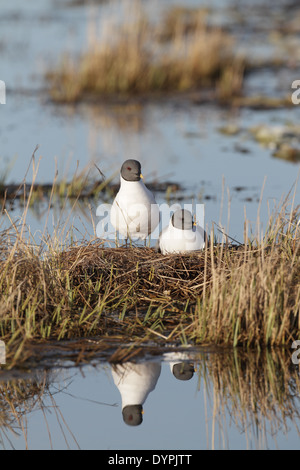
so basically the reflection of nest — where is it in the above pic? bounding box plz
[199,349,300,441]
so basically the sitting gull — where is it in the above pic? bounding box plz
[159,208,206,254]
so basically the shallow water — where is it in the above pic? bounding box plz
[1,0,300,243]
[1,348,300,450]
[0,0,300,451]
[2,98,300,244]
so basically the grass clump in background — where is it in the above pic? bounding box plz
[46,3,245,103]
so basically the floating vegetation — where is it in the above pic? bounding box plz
[249,124,300,162]
[217,124,241,136]
[217,122,300,163]
[232,95,293,109]
[273,143,300,163]
[249,124,300,147]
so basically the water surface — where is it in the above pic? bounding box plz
[1,0,299,243]
[1,348,299,450]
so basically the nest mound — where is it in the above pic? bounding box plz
[57,241,245,308]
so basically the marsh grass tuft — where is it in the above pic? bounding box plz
[0,163,183,211]
[46,3,245,103]
[0,194,299,367]
[0,154,299,366]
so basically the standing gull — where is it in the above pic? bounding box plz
[159,208,206,254]
[110,159,159,241]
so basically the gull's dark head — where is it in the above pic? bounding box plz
[120,160,142,182]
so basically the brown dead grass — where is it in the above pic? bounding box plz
[46,4,245,102]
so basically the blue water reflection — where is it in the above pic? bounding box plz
[0,349,300,450]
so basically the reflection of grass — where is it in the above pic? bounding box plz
[0,374,47,447]
[0,371,80,449]
[46,4,244,103]
[2,349,300,449]
[200,348,300,448]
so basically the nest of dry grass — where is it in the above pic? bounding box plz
[60,243,211,305]
[55,235,300,346]
[0,202,299,368]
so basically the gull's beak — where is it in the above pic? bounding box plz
[140,173,144,179]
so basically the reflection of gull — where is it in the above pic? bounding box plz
[171,363,195,381]
[110,160,159,241]
[111,362,161,426]
[159,209,205,254]
[163,351,195,381]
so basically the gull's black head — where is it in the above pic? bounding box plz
[121,160,142,182]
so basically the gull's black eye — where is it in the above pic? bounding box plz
[127,166,132,171]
